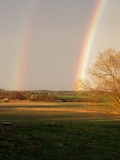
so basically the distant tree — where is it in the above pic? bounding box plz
[77,49,120,107]
[21,91,30,100]
[0,88,6,99]
[9,91,24,100]
[48,94,57,102]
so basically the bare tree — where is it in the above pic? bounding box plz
[78,49,120,106]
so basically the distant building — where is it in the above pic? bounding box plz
[3,98,9,102]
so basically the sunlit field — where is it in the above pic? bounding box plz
[0,101,120,123]
[0,102,120,160]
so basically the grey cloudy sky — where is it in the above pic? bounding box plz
[0,0,120,91]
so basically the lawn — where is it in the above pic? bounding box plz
[0,102,120,160]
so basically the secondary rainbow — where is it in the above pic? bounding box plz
[11,0,35,90]
[75,0,108,90]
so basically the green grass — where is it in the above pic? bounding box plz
[0,122,120,160]
[0,102,120,160]
[57,94,110,102]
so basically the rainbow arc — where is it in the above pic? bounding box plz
[75,0,108,90]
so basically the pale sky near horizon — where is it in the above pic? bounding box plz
[0,0,120,91]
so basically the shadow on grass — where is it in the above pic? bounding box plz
[0,120,120,160]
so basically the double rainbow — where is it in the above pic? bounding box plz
[11,0,108,91]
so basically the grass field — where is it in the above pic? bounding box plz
[0,102,120,160]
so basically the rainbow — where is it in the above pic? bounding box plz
[11,0,35,90]
[75,0,108,90]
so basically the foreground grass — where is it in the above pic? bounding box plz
[0,102,120,159]
[0,121,120,160]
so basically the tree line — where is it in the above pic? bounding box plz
[0,90,57,102]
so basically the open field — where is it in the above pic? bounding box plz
[0,101,120,123]
[0,102,120,160]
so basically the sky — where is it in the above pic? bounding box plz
[0,0,120,91]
